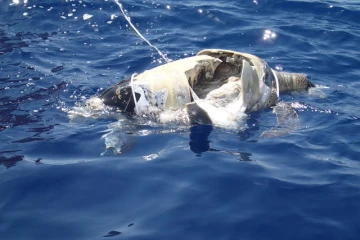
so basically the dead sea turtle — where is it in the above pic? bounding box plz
[85,49,314,136]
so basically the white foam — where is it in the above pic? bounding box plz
[83,13,93,20]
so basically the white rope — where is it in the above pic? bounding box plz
[271,69,280,98]
[113,0,170,63]
[130,73,139,114]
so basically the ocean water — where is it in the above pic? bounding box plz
[1,0,360,239]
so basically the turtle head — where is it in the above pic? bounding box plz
[99,78,140,113]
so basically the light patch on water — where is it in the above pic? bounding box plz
[143,154,158,161]
[83,13,93,20]
[101,127,128,155]
[263,29,276,41]
[314,84,329,89]
[291,101,333,114]
[68,97,120,120]
[290,102,308,109]
[275,65,283,71]
[308,85,329,98]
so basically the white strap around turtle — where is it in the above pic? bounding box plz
[271,68,280,98]
[130,73,139,114]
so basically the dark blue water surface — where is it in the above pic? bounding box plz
[1,0,360,239]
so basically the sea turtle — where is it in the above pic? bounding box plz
[85,49,314,135]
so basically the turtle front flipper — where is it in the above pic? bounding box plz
[260,101,299,138]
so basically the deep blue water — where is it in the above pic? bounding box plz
[1,0,360,239]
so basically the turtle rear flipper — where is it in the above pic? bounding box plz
[273,70,314,91]
[260,102,299,138]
